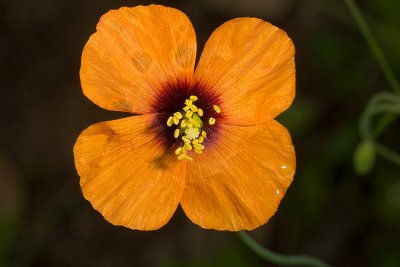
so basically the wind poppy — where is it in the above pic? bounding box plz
[74,5,295,231]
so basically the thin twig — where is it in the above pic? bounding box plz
[237,231,330,267]
[343,0,400,93]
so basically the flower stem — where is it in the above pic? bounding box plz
[359,92,400,138]
[342,0,400,93]
[376,143,400,167]
[237,231,330,267]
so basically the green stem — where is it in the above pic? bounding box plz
[376,143,400,167]
[360,99,400,139]
[373,113,398,137]
[237,231,330,267]
[342,0,400,93]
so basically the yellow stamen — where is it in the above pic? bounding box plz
[209,117,216,125]
[198,136,204,143]
[174,112,183,119]
[167,116,173,127]
[191,105,198,112]
[167,95,217,161]
[175,147,182,154]
[185,110,193,118]
[184,142,192,150]
[174,129,180,138]
[193,143,204,150]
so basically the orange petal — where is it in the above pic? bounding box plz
[80,5,196,113]
[193,18,295,125]
[73,115,186,230]
[180,120,295,231]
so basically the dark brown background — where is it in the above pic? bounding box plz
[1,0,400,266]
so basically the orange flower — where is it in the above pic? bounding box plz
[74,5,296,231]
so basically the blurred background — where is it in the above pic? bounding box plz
[1,0,400,266]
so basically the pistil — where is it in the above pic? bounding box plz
[166,95,221,160]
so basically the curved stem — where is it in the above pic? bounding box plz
[237,231,330,267]
[367,92,400,106]
[373,113,398,137]
[360,99,400,139]
[343,0,400,93]
[375,143,400,167]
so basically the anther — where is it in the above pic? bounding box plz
[174,129,180,138]
[189,95,198,101]
[213,105,221,114]
[209,117,216,125]
[190,105,198,112]
[185,110,193,118]
[175,147,182,154]
[184,143,192,150]
[167,116,174,126]
[193,143,204,150]
[197,108,203,116]
[174,112,183,119]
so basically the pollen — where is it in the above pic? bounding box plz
[174,112,183,119]
[167,116,174,126]
[213,105,221,114]
[174,128,180,138]
[185,110,193,118]
[166,95,220,161]
[209,117,216,125]
[175,147,182,154]
[190,105,198,112]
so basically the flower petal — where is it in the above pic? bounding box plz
[193,18,295,125]
[180,120,295,231]
[74,115,186,230]
[80,5,197,113]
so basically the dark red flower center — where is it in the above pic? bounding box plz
[150,81,223,159]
